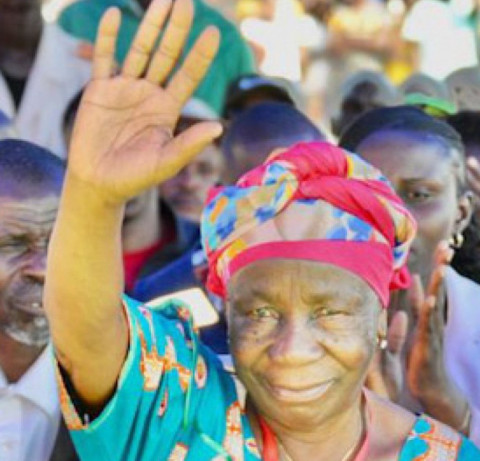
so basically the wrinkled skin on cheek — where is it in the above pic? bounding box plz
[0,259,49,347]
[226,259,383,431]
[0,193,59,347]
[0,299,49,347]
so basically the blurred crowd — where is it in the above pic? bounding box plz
[1,0,480,460]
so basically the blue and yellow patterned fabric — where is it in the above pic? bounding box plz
[399,416,480,460]
[56,296,261,461]
[55,296,480,460]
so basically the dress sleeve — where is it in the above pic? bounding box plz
[53,295,210,460]
[458,435,480,459]
[468,405,480,449]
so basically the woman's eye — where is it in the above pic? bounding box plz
[312,307,343,319]
[248,307,277,320]
[405,189,431,202]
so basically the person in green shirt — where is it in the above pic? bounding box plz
[58,0,255,114]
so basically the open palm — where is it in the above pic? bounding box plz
[68,0,222,204]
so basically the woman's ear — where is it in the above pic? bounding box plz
[454,191,474,235]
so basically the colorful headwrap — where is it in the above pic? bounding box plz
[201,142,417,307]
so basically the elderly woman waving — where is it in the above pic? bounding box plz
[44,0,480,459]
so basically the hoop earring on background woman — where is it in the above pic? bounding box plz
[449,232,465,249]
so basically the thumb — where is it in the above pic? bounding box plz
[388,310,408,356]
[155,121,223,183]
[366,351,390,399]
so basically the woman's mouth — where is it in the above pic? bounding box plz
[267,380,334,403]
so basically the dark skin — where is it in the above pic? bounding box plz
[160,144,224,222]
[41,3,422,457]
[122,189,162,253]
[0,187,60,383]
[227,259,388,460]
[465,145,480,221]
[0,0,43,78]
[223,134,321,184]
[358,130,474,433]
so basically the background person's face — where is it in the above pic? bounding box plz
[0,192,59,347]
[227,259,383,431]
[160,146,224,223]
[124,189,155,221]
[465,142,480,220]
[0,0,42,47]
[357,132,463,282]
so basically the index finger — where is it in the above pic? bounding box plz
[166,26,220,106]
[467,157,480,182]
[93,8,121,80]
[387,310,408,355]
[427,264,446,300]
[145,0,194,84]
[122,0,173,78]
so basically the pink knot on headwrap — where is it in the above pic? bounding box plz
[201,142,417,307]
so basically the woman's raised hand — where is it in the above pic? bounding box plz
[68,0,222,205]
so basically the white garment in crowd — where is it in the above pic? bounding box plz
[240,0,323,82]
[0,346,60,461]
[402,0,478,79]
[444,266,480,445]
[0,23,90,158]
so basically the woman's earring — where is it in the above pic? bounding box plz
[377,336,388,350]
[448,232,465,249]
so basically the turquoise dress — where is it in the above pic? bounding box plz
[56,296,480,460]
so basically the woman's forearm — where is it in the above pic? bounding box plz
[45,172,129,406]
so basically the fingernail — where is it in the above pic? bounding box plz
[426,295,436,308]
[468,157,479,168]
[438,240,449,251]
[447,248,454,262]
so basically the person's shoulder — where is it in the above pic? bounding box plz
[365,391,480,460]
[399,414,480,460]
[42,23,91,76]
[446,266,480,291]
[46,22,87,50]
[364,390,440,459]
[365,389,416,448]
[58,0,110,37]
[59,0,111,17]
[446,266,480,312]
[193,0,244,41]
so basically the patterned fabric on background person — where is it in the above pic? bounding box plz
[202,142,416,306]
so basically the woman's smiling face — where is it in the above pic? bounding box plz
[227,259,385,431]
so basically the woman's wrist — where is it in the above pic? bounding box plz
[458,403,472,436]
[419,385,470,434]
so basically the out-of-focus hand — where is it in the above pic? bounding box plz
[366,309,408,401]
[407,241,470,432]
[467,157,480,211]
[68,0,223,206]
[406,242,451,398]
